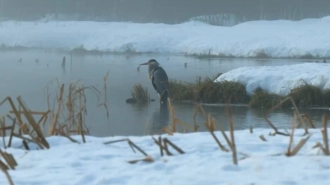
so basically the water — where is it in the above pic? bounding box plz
[0,50,328,137]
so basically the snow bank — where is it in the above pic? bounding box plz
[216,63,330,96]
[1,16,330,58]
[0,128,329,185]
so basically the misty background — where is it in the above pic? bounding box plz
[0,0,329,26]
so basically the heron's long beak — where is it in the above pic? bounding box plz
[139,62,149,65]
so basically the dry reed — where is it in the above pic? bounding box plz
[285,112,312,157]
[104,138,148,157]
[100,70,110,119]
[259,135,267,142]
[152,136,185,156]
[321,114,329,155]
[45,79,106,143]
[225,103,238,165]
[264,96,310,136]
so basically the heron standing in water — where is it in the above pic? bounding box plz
[139,59,169,105]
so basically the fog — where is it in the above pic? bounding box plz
[0,0,329,25]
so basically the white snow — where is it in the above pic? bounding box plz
[1,16,330,58]
[216,63,330,96]
[1,128,329,185]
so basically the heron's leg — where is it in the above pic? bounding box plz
[159,92,164,104]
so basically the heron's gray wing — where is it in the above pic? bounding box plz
[151,67,169,95]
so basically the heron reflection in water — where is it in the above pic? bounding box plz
[149,104,170,134]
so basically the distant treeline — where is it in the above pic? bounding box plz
[0,0,329,24]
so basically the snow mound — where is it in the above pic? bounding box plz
[215,63,330,96]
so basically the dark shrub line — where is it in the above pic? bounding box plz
[168,77,330,109]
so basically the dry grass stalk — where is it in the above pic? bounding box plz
[225,103,238,165]
[152,136,185,156]
[0,97,26,134]
[301,113,315,128]
[78,112,85,143]
[152,136,164,156]
[289,97,308,134]
[0,159,9,171]
[286,134,312,156]
[175,118,192,133]
[56,128,80,144]
[285,112,312,156]
[104,138,148,157]
[1,119,6,149]
[207,114,216,132]
[0,96,51,150]
[162,140,172,156]
[127,156,154,164]
[264,96,309,136]
[158,136,163,156]
[44,80,102,142]
[259,135,267,142]
[11,133,34,143]
[163,138,185,155]
[161,126,174,135]
[0,150,17,170]
[49,84,64,136]
[195,104,229,152]
[143,118,149,135]
[168,99,176,132]
[204,116,229,152]
[321,114,329,155]
[16,97,49,149]
[7,118,16,148]
[9,111,47,115]
[165,99,191,133]
[192,104,211,132]
[249,125,253,134]
[0,160,14,185]
[99,71,110,119]
[193,120,199,132]
[22,140,30,150]
[312,142,328,155]
[286,112,298,154]
[28,134,45,150]
[215,120,231,152]
[264,116,289,136]
[127,140,148,156]
[238,152,250,161]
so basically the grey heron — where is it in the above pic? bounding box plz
[140,59,169,105]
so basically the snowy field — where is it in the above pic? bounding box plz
[0,128,329,185]
[1,16,330,58]
[216,63,330,96]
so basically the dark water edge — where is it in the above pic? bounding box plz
[1,46,329,60]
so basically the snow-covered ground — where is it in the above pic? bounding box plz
[1,16,330,58]
[216,63,330,96]
[0,128,329,185]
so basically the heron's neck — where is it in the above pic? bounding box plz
[148,63,160,78]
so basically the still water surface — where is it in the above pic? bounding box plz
[0,50,328,136]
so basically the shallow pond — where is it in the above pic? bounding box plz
[0,50,328,137]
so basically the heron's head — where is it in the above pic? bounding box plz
[140,59,161,79]
[139,59,159,66]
